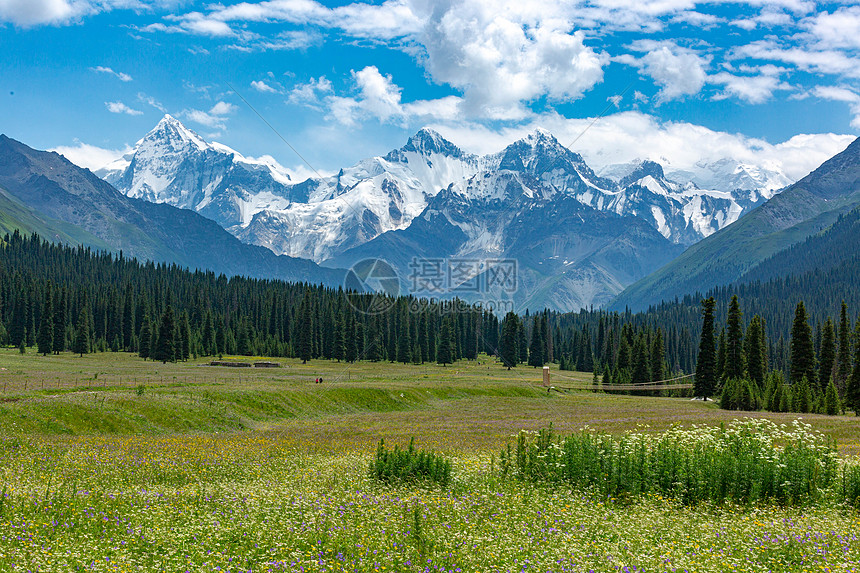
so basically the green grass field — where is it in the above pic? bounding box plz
[0,349,858,572]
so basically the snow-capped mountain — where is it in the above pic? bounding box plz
[99,115,295,229]
[98,117,795,310]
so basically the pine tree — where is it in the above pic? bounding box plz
[825,379,841,416]
[73,306,90,357]
[517,321,528,364]
[153,304,176,363]
[215,315,226,356]
[528,317,544,367]
[631,333,650,387]
[793,376,812,414]
[437,317,453,366]
[138,314,152,360]
[745,315,766,389]
[418,313,429,364]
[237,319,251,356]
[695,297,717,399]
[52,287,66,354]
[344,312,357,363]
[180,311,192,360]
[818,318,836,393]
[396,312,411,364]
[789,301,816,385]
[846,323,860,415]
[651,328,665,382]
[297,289,314,364]
[725,295,744,379]
[716,329,727,381]
[837,301,852,392]
[37,282,53,356]
[500,311,518,369]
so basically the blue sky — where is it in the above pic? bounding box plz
[2,0,859,179]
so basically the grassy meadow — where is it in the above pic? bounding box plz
[0,348,858,572]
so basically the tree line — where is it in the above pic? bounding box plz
[694,295,860,415]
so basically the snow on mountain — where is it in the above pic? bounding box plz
[100,115,295,229]
[100,118,794,266]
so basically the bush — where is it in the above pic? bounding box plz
[499,419,839,506]
[371,438,452,487]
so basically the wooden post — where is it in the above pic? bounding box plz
[542,366,550,386]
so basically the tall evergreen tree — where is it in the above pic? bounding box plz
[396,312,411,364]
[297,289,313,364]
[651,328,665,382]
[153,304,176,363]
[37,281,53,356]
[789,301,816,386]
[52,286,66,354]
[528,316,545,367]
[500,311,519,369]
[846,323,860,415]
[138,313,152,360]
[517,321,528,365]
[695,297,717,399]
[631,333,651,386]
[725,295,744,379]
[745,315,767,388]
[836,301,852,391]
[437,317,453,366]
[818,318,836,393]
[72,305,90,357]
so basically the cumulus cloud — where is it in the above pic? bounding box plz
[287,76,333,110]
[0,0,84,27]
[621,40,709,102]
[50,141,133,171]
[804,6,860,50]
[320,66,462,126]
[105,101,143,115]
[182,101,237,129]
[415,1,607,118]
[251,80,279,94]
[733,40,860,78]
[709,67,793,104]
[91,66,132,82]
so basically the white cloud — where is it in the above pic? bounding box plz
[251,80,279,93]
[105,101,143,115]
[91,66,132,82]
[415,1,607,118]
[319,66,461,126]
[0,0,83,27]
[182,100,237,129]
[709,69,792,104]
[287,76,333,110]
[50,141,133,171]
[137,92,166,112]
[622,40,709,102]
[733,40,860,78]
[427,110,853,183]
[804,6,860,50]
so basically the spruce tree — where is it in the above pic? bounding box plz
[153,304,176,363]
[825,379,841,416]
[180,311,192,360]
[52,287,66,354]
[396,313,411,364]
[818,318,836,393]
[745,315,766,389]
[846,323,860,415]
[789,301,816,385]
[418,313,429,364]
[517,321,528,365]
[631,333,650,387]
[500,311,518,369]
[694,297,717,399]
[37,282,53,356]
[73,306,90,357]
[716,329,727,381]
[837,301,852,391]
[528,317,544,367]
[344,312,357,363]
[138,314,152,360]
[297,289,313,364]
[651,328,665,382]
[437,317,453,366]
[725,295,744,379]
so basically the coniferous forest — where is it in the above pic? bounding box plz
[1,231,859,414]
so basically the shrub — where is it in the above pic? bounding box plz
[371,438,452,487]
[500,419,839,506]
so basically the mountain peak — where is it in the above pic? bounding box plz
[620,160,666,187]
[388,127,466,160]
[144,114,208,152]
